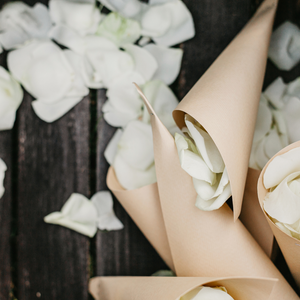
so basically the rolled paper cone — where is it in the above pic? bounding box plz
[107,167,174,271]
[173,0,278,220]
[240,168,274,258]
[136,91,299,299]
[258,141,300,289]
[89,276,277,300]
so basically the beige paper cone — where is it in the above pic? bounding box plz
[240,168,274,257]
[107,167,174,270]
[258,141,300,288]
[136,86,298,300]
[89,276,277,300]
[173,0,277,220]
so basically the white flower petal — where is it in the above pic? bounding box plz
[32,96,83,123]
[181,286,233,300]
[264,77,286,109]
[98,0,144,18]
[264,172,300,224]
[268,21,300,71]
[104,129,123,165]
[264,128,285,160]
[44,193,98,237]
[0,158,7,198]
[264,147,300,189]
[91,191,124,230]
[144,44,183,85]
[123,44,158,81]
[286,77,300,98]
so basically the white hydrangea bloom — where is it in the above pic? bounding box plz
[7,40,89,122]
[0,1,52,50]
[264,147,300,240]
[49,0,102,36]
[181,286,234,300]
[0,158,7,199]
[175,115,231,211]
[0,66,23,130]
[105,120,157,190]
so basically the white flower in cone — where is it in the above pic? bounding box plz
[7,40,89,122]
[0,158,7,199]
[175,115,231,211]
[0,1,52,50]
[181,286,234,300]
[0,66,23,131]
[264,147,300,240]
[49,0,102,36]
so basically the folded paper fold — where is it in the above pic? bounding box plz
[89,276,277,300]
[173,0,277,219]
[258,141,300,288]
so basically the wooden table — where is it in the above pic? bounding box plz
[0,0,299,299]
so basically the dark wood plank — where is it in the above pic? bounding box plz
[17,92,91,299]
[95,89,167,276]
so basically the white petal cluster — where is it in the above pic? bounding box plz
[263,147,300,240]
[98,0,195,46]
[0,1,52,50]
[0,66,23,130]
[250,76,300,170]
[44,191,123,237]
[105,120,157,190]
[180,286,234,300]
[269,21,300,71]
[0,158,7,199]
[175,115,231,211]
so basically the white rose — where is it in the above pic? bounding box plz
[0,66,23,130]
[175,114,231,211]
[0,1,52,50]
[181,286,234,300]
[263,147,300,240]
[49,0,102,36]
[0,158,7,198]
[7,40,89,123]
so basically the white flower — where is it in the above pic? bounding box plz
[103,77,178,129]
[49,0,102,36]
[44,192,123,237]
[250,97,288,170]
[96,12,141,46]
[268,21,300,71]
[91,191,124,230]
[0,2,52,50]
[175,115,231,211]
[0,158,7,198]
[105,120,156,190]
[0,66,23,130]
[263,147,300,240]
[7,40,89,122]
[181,286,234,300]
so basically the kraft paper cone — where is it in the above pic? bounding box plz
[240,168,274,257]
[89,276,277,300]
[136,85,299,300]
[107,167,174,271]
[258,141,300,288]
[173,0,277,220]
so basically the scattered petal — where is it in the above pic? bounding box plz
[0,158,7,198]
[264,77,286,109]
[104,128,123,165]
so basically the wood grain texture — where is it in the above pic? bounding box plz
[95,89,167,277]
[16,93,90,299]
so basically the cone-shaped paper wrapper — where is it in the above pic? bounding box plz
[89,276,276,300]
[240,168,274,257]
[107,167,174,270]
[136,86,299,300]
[173,0,277,220]
[258,141,300,288]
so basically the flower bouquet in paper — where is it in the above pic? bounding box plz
[258,141,300,288]
[103,0,300,299]
[89,276,276,300]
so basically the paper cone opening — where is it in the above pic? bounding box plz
[89,276,277,300]
[106,167,174,270]
[258,141,300,288]
[173,0,278,220]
